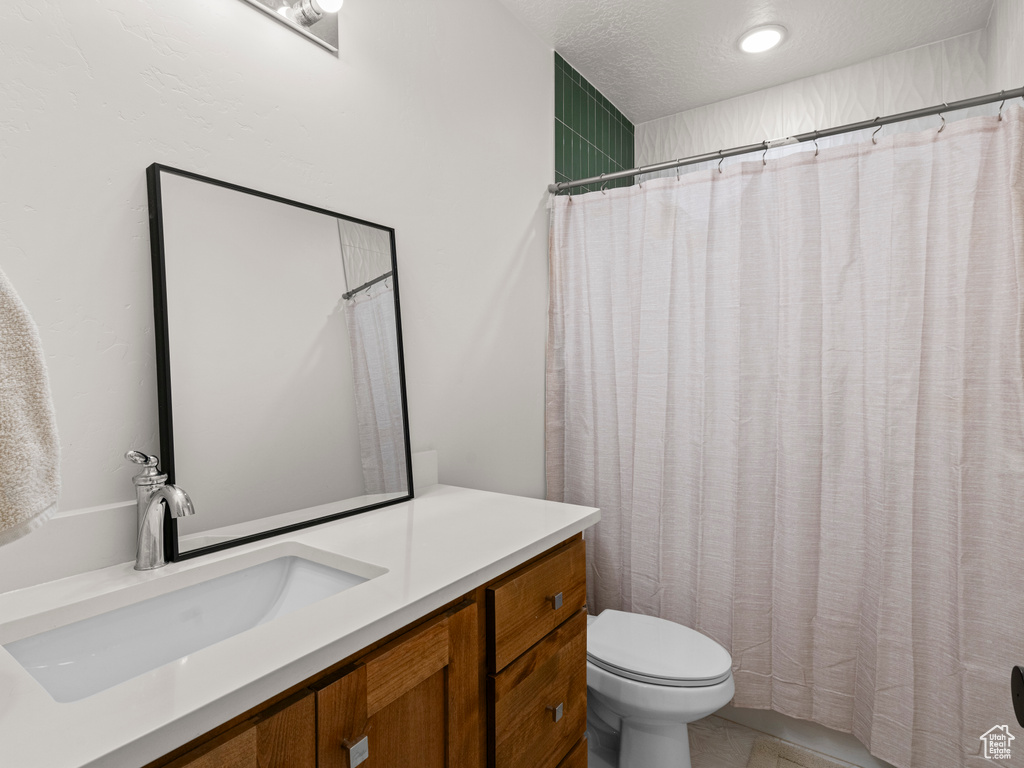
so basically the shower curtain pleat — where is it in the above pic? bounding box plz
[547,107,1024,768]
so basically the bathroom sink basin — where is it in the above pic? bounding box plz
[0,545,384,703]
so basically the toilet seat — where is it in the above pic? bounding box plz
[587,610,732,688]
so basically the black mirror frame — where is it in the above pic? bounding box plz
[146,163,414,562]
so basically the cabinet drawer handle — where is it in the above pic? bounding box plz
[547,592,564,610]
[546,703,564,722]
[343,735,369,767]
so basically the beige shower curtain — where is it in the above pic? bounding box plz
[547,108,1024,768]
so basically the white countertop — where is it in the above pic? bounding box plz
[0,485,599,768]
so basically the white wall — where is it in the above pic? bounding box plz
[987,0,1024,92]
[0,0,553,590]
[636,31,989,169]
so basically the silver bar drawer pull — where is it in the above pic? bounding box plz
[546,703,564,722]
[344,735,369,767]
[548,592,564,610]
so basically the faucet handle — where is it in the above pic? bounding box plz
[125,450,159,468]
[125,451,166,484]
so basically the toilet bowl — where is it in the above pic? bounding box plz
[586,610,735,768]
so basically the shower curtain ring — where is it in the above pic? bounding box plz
[813,131,820,157]
[998,91,1006,121]
[872,117,882,144]
[718,151,724,173]
[938,105,947,133]
[762,141,768,166]
[599,173,607,194]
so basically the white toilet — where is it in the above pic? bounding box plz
[586,610,735,768]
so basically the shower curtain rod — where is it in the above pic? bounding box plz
[548,86,1024,194]
[343,270,393,300]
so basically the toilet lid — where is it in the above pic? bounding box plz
[587,610,733,688]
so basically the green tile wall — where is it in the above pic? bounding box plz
[555,53,634,193]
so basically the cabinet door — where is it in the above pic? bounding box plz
[165,690,315,768]
[316,600,482,768]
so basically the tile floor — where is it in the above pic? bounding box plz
[688,715,765,767]
[588,714,864,768]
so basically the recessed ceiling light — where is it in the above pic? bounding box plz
[739,25,786,54]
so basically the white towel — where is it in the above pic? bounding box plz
[0,266,59,547]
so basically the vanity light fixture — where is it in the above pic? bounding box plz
[282,0,343,27]
[239,0,341,53]
[739,24,786,54]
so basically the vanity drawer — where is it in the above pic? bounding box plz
[487,537,586,672]
[489,609,587,768]
[555,735,589,768]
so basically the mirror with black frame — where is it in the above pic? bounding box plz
[147,164,413,560]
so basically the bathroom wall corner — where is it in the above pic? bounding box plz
[986,0,1024,93]
[411,450,438,490]
[554,53,635,191]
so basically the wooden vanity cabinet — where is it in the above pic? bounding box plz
[486,537,588,768]
[160,690,316,768]
[313,599,480,768]
[160,600,481,768]
[148,536,586,768]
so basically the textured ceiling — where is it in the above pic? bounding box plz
[497,0,995,123]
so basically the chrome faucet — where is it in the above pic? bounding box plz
[125,450,195,570]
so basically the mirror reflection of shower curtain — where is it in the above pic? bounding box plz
[344,282,407,494]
